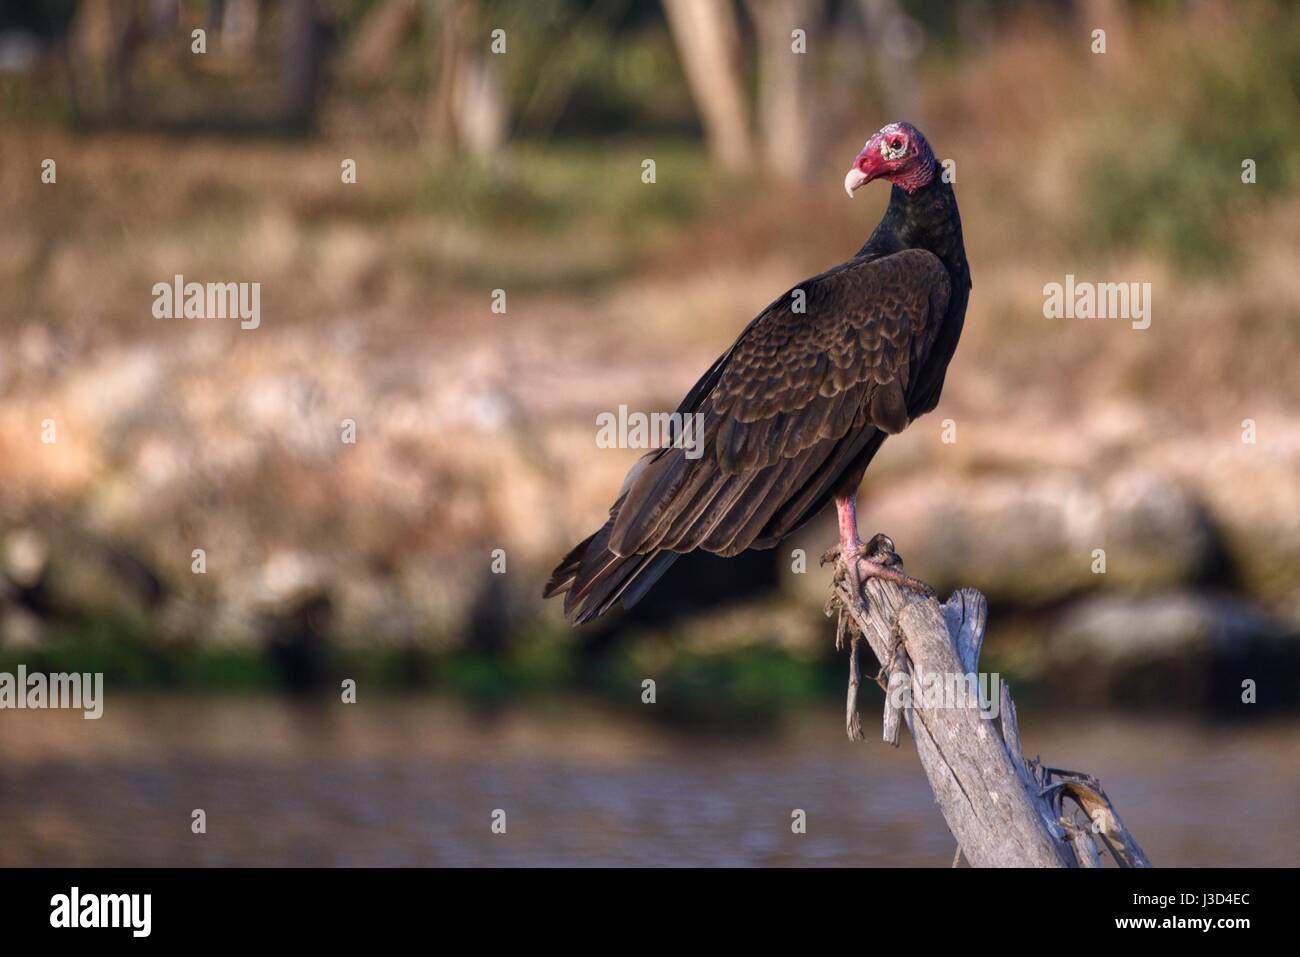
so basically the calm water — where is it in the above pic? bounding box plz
[1,696,1296,866]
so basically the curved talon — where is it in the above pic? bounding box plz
[820,544,842,567]
[856,557,936,597]
[864,533,898,564]
[828,538,935,605]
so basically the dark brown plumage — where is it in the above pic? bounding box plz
[545,122,971,624]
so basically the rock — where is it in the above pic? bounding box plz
[3,528,48,588]
[3,522,163,627]
[0,606,43,647]
[1050,591,1290,669]
[1034,590,1299,709]
[820,466,1216,606]
[1157,424,1300,607]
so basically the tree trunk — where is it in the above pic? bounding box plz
[662,0,752,173]
[858,0,922,121]
[69,0,141,116]
[221,0,261,58]
[346,0,418,82]
[281,0,322,130]
[746,0,819,182]
[426,0,507,159]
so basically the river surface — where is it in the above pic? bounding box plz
[1,696,1296,866]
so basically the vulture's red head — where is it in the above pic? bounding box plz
[844,122,937,197]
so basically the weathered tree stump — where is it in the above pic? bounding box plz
[825,533,1151,868]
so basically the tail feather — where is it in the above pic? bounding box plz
[542,531,597,599]
[543,520,680,624]
[616,551,679,612]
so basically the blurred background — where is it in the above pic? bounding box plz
[1,0,1298,866]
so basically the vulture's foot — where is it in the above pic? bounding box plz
[823,543,870,614]
[854,558,935,598]
[828,534,935,615]
[858,533,937,598]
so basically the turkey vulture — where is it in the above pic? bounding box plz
[545,122,971,624]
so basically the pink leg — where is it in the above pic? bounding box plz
[835,493,863,558]
[832,493,933,601]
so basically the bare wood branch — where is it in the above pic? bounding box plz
[1066,820,1103,868]
[826,533,1152,868]
[1045,769,1154,869]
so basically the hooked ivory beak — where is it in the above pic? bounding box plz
[844,166,869,198]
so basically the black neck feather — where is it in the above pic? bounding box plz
[857,177,969,289]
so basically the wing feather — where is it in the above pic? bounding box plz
[549,248,952,621]
[614,250,949,555]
